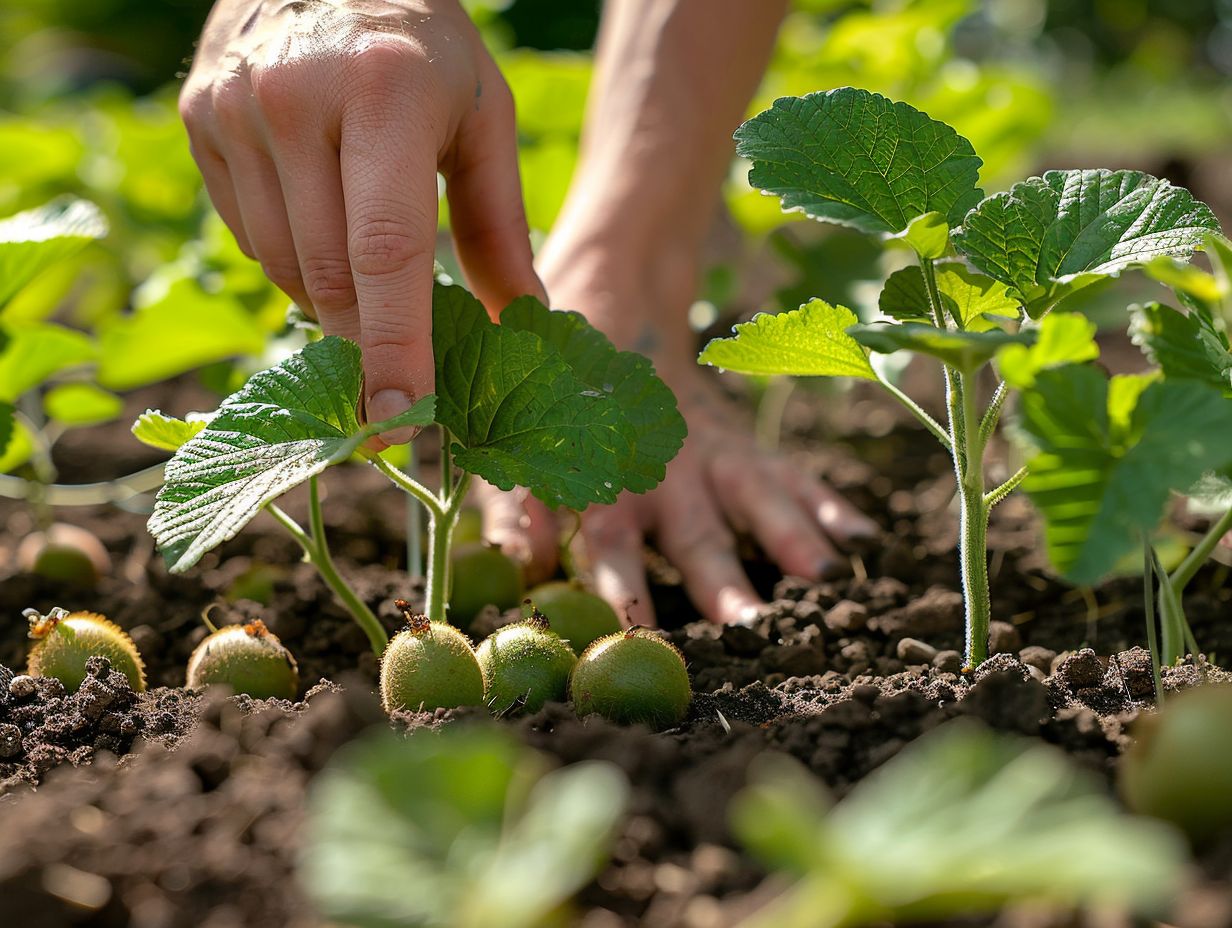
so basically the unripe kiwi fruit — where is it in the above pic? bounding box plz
[1120,684,1232,843]
[17,524,110,587]
[186,618,299,699]
[448,542,524,628]
[380,600,486,713]
[527,581,621,655]
[570,627,691,731]
[25,607,146,693]
[476,607,577,715]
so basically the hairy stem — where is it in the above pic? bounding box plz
[984,465,1027,509]
[978,380,1009,446]
[425,471,473,622]
[1170,505,1232,593]
[371,457,444,521]
[1142,539,1165,705]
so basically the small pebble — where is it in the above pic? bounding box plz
[1018,645,1057,674]
[932,649,963,674]
[824,600,867,633]
[988,620,1022,654]
[8,675,37,699]
[896,637,938,665]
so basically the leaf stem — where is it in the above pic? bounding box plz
[1169,505,1232,593]
[424,471,472,622]
[1142,538,1165,705]
[371,457,444,520]
[874,371,952,452]
[977,380,1009,445]
[984,465,1027,509]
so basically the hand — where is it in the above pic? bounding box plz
[181,0,542,442]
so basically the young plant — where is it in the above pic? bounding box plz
[475,604,576,715]
[570,627,691,730]
[139,281,685,656]
[186,615,299,700]
[24,606,146,693]
[379,603,486,714]
[702,87,1223,668]
[527,579,622,655]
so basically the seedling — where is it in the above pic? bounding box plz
[186,616,299,700]
[570,627,691,730]
[527,580,622,655]
[476,605,577,715]
[24,606,146,693]
[379,601,487,713]
[449,541,525,630]
[703,87,1225,668]
[139,282,685,658]
[16,522,111,586]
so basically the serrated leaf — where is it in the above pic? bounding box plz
[149,337,436,572]
[1130,302,1232,394]
[43,383,123,427]
[0,199,107,308]
[954,170,1221,317]
[0,322,97,402]
[498,296,686,494]
[699,299,876,380]
[1015,366,1232,584]
[849,322,1031,374]
[734,87,983,235]
[132,409,210,452]
[997,313,1100,389]
[880,263,1020,330]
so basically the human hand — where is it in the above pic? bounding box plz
[180,0,542,442]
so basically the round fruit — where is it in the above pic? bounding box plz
[380,602,486,713]
[17,524,110,587]
[528,581,621,655]
[453,507,484,546]
[1121,684,1232,843]
[25,607,146,693]
[476,610,577,715]
[186,619,299,699]
[448,542,524,628]
[570,627,691,731]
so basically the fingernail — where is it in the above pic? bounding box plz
[816,557,848,580]
[368,389,419,445]
[735,605,762,627]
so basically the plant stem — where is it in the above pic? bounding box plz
[1169,505,1232,593]
[371,457,444,520]
[984,465,1027,509]
[1149,546,1187,666]
[977,380,1009,445]
[875,371,952,451]
[424,471,472,622]
[1142,538,1164,705]
[0,462,167,506]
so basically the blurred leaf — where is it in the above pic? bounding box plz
[1143,257,1223,314]
[301,726,627,928]
[734,722,1185,928]
[699,299,876,380]
[0,401,11,459]
[43,383,123,427]
[849,322,1030,374]
[954,170,1221,317]
[998,314,1100,389]
[735,87,983,235]
[1130,302,1232,395]
[131,409,209,452]
[0,415,33,474]
[0,199,107,308]
[97,277,266,390]
[0,322,97,402]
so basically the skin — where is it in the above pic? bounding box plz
[184,0,879,628]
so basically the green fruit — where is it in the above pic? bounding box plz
[453,507,484,546]
[448,542,524,628]
[476,611,577,715]
[571,628,691,731]
[380,608,486,713]
[186,619,299,699]
[25,607,146,693]
[17,524,110,587]
[528,581,622,655]
[1121,684,1232,843]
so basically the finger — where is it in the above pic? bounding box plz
[473,482,559,586]
[340,63,440,444]
[446,68,545,314]
[188,137,254,258]
[576,503,655,628]
[712,455,843,580]
[782,457,881,545]
[654,480,762,626]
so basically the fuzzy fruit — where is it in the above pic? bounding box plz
[380,601,486,713]
[25,607,146,693]
[186,619,299,699]
[571,627,691,730]
[17,524,110,587]
[528,581,621,655]
[448,542,524,628]
[476,610,577,715]
[1121,684,1232,843]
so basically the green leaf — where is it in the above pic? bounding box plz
[1015,366,1232,584]
[148,336,436,572]
[880,263,1020,329]
[0,199,107,308]
[0,401,12,459]
[954,170,1221,317]
[97,278,267,390]
[849,322,1031,374]
[734,87,983,235]
[0,414,32,473]
[0,322,98,402]
[1143,257,1223,314]
[1130,302,1232,394]
[132,409,210,452]
[699,299,876,380]
[997,313,1100,389]
[43,383,124,427]
[432,284,681,510]
[889,211,951,260]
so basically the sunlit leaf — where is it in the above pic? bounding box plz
[879,263,1019,329]
[849,322,1030,373]
[997,313,1100,389]
[889,211,951,260]
[43,383,124,427]
[0,199,107,308]
[1130,302,1232,395]
[132,409,210,452]
[0,322,98,402]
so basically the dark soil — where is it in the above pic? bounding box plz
[2,387,1231,927]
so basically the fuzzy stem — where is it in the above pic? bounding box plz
[977,380,1009,445]
[1149,547,1187,666]
[425,471,473,622]
[1142,539,1165,705]
[1170,505,1232,593]
[984,465,1027,509]
[371,457,445,520]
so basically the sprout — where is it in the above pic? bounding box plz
[476,606,577,715]
[25,607,145,693]
[186,616,299,700]
[570,627,691,730]
[380,601,486,714]
[527,581,621,655]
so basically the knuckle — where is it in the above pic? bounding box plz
[300,255,356,309]
[348,217,428,276]
[249,64,300,118]
[209,78,252,133]
[260,259,304,292]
